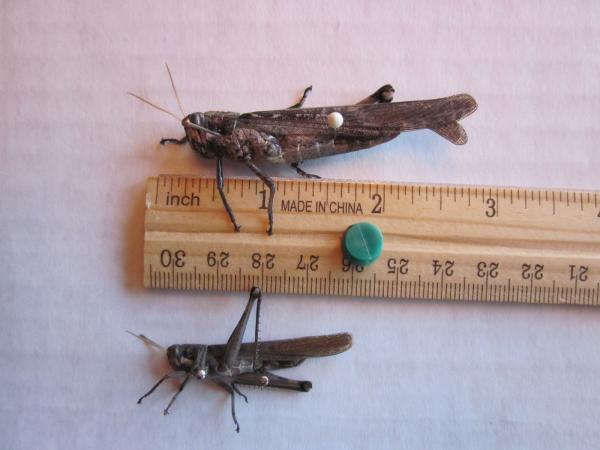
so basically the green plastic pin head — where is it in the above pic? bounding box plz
[342,222,384,266]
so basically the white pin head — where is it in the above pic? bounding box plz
[327,111,343,130]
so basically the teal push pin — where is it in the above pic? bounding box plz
[342,222,384,266]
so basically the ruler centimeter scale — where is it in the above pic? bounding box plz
[144,175,600,306]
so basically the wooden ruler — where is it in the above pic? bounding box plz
[144,175,600,306]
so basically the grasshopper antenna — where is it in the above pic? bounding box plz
[127,330,165,351]
[165,63,186,117]
[127,92,182,122]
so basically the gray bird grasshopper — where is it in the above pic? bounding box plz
[130,66,477,234]
[129,287,352,432]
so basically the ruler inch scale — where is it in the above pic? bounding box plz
[144,175,600,306]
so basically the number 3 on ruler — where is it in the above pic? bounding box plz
[486,198,497,218]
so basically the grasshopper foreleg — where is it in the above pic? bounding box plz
[229,385,240,433]
[163,370,194,415]
[160,136,188,145]
[231,383,248,403]
[137,372,182,404]
[216,157,241,232]
[212,379,242,433]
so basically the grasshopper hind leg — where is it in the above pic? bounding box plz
[233,371,312,392]
[260,372,312,392]
[357,84,395,104]
[289,86,312,108]
[288,86,321,179]
[244,161,275,234]
[291,162,321,179]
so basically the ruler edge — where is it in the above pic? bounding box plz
[146,174,600,196]
[144,175,600,305]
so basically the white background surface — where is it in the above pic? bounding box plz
[2,1,600,449]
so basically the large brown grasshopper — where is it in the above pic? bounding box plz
[130,66,477,233]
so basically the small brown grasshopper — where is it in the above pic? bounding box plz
[129,287,352,432]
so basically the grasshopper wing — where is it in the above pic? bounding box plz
[253,332,353,359]
[236,94,477,163]
[208,332,352,366]
[252,332,352,370]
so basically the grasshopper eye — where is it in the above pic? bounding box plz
[188,114,197,125]
[187,113,204,126]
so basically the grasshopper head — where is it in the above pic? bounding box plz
[182,113,218,159]
[167,344,209,378]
